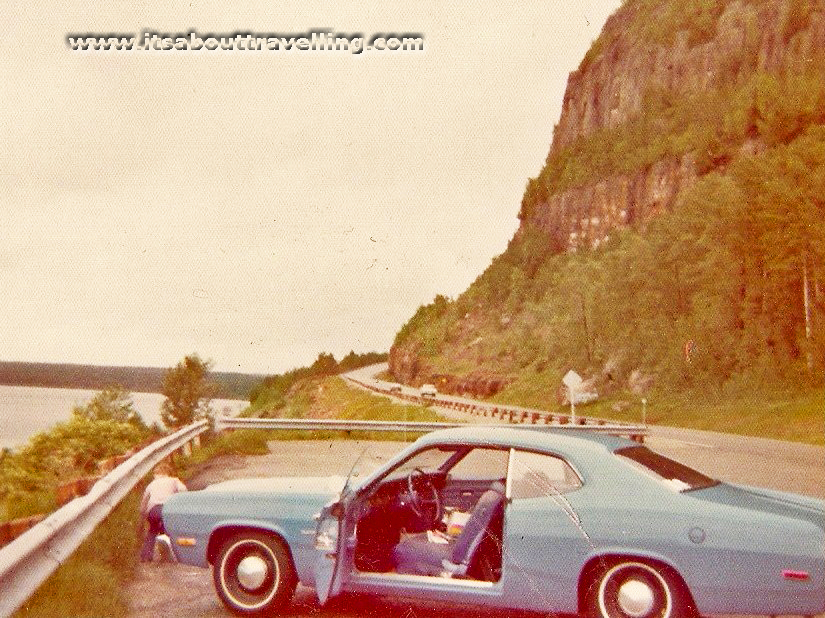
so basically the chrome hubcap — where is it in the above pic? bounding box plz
[236,555,269,591]
[617,578,655,617]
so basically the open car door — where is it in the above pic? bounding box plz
[313,460,365,604]
[313,498,345,605]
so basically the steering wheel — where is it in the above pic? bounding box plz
[406,468,442,526]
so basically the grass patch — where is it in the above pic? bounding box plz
[316,377,442,423]
[174,428,273,481]
[188,429,271,462]
[174,376,446,475]
[316,376,447,442]
[493,376,823,445]
[2,490,57,523]
[254,377,449,443]
[14,492,143,618]
[645,389,824,444]
[246,376,445,440]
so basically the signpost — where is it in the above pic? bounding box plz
[562,370,583,424]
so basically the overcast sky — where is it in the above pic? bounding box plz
[1,0,621,375]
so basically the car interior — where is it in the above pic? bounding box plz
[351,446,510,583]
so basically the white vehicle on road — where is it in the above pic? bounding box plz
[419,384,437,398]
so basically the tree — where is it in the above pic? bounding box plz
[310,352,338,376]
[161,355,218,428]
[72,385,143,425]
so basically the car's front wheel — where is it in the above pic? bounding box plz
[585,560,694,618]
[213,531,296,616]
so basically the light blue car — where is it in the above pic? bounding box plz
[162,426,825,617]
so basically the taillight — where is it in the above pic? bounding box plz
[782,570,810,581]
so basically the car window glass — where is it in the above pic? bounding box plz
[344,448,393,492]
[386,446,459,481]
[615,446,717,492]
[447,448,509,481]
[510,450,582,499]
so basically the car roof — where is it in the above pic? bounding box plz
[413,425,635,457]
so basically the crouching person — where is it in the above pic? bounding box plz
[139,462,187,562]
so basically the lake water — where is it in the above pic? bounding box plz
[0,385,248,450]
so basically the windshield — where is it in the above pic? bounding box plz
[342,447,393,495]
[615,446,718,492]
[381,446,462,483]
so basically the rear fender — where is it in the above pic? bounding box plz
[577,550,694,613]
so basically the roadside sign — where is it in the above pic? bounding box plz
[562,370,583,390]
[562,370,583,425]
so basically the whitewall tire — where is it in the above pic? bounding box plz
[213,532,296,616]
[586,560,693,618]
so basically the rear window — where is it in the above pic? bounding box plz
[615,446,717,492]
[448,447,509,481]
[509,450,582,499]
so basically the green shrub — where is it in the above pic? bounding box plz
[1,417,152,522]
[4,490,56,522]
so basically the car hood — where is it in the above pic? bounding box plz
[204,475,347,496]
[691,482,825,531]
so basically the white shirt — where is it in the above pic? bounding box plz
[141,475,187,515]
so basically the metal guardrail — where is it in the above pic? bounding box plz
[0,420,209,618]
[215,417,464,433]
[341,373,648,442]
[216,417,643,434]
[215,416,647,438]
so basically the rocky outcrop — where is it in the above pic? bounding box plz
[388,340,422,385]
[553,0,825,152]
[529,0,824,247]
[530,154,697,251]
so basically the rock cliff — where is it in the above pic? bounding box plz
[389,0,825,392]
[528,0,824,250]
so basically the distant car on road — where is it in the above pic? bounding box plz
[162,426,825,617]
[419,383,437,398]
[387,384,402,394]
